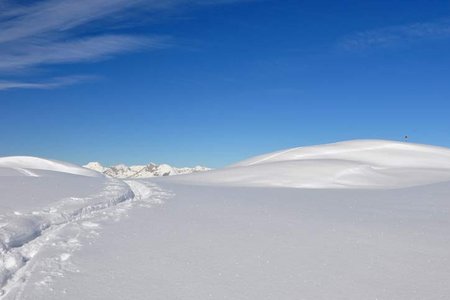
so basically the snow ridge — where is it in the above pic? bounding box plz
[0,157,100,178]
[169,140,450,189]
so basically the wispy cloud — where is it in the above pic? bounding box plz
[0,76,97,91]
[0,35,166,71]
[339,19,450,51]
[0,0,145,43]
[0,1,163,72]
[0,0,243,90]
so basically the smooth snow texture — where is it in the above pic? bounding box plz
[171,140,450,189]
[19,181,450,300]
[233,139,450,168]
[0,157,100,178]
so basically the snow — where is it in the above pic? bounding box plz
[170,140,450,188]
[82,162,105,173]
[233,139,450,168]
[0,157,100,178]
[83,161,211,178]
[15,182,450,300]
[0,157,133,297]
[1,140,450,299]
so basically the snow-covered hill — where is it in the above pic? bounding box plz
[83,162,210,178]
[2,140,450,299]
[0,156,135,297]
[0,156,101,178]
[169,140,450,189]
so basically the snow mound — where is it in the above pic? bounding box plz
[234,139,450,169]
[170,140,450,189]
[0,156,101,178]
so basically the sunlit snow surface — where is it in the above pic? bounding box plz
[1,140,450,299]
[171,140,450,188]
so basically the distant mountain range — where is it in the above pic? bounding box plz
[83,162,211,178]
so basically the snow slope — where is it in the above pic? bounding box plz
[0,157,100,178]
[0,157,135,297]
[2,140,450,299]
[170,140,450,188]
[233,139,450,168]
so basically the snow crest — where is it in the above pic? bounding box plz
[168,140,450,189]
[0,157,101,178]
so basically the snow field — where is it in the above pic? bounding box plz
[2,140,450,299]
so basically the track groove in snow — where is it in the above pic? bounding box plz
[0,179,172,299]
[0,179,172,298]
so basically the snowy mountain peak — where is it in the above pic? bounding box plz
[83,162,106,173]
[83,162,210,178]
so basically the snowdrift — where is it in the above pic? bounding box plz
[169,140,450,189]
[0,156,101,178]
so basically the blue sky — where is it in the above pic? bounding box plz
[1,0,450,167]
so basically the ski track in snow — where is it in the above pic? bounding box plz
[0,179,172,299]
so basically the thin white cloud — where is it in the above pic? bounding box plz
[339,19,450,50]
[0,35,166,71]
[0,0,245,90]
[0,76,97,91]
[0,0,160,43]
